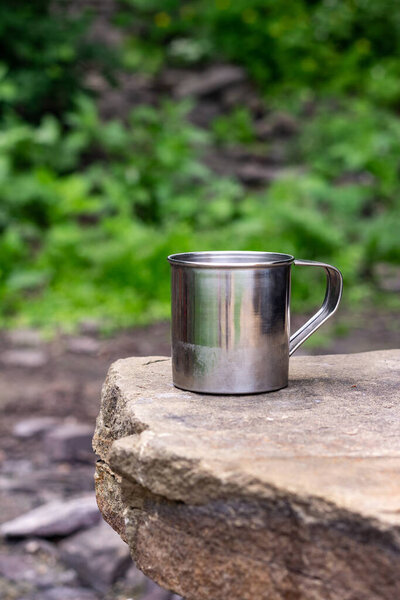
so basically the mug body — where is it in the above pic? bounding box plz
[168,252,293,394]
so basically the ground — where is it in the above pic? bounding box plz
[0,312,398,598]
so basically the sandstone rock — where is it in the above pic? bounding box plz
[1,495,100,538]
[60,519,131,593]
[0,349,47,368]
[175,65,246,98]
[93,351,400,600]
[44,423,94,463]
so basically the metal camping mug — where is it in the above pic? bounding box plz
[168,252,343,394]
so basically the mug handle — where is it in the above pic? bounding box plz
[289,259,343,356]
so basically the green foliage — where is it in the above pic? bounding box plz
[0,1,112,121]
[1,94,399,330]
[119,0,400,106]
[0,99,241,329]
[298,99,400,265]
[212,107,255,145]
[1,0,399,331]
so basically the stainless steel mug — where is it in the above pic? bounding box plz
[168,251,343,394]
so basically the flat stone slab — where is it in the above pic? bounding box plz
[93,350,400,600]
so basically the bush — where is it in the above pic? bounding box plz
[118,0,400,106]
[1,95,398,330]
[0,99,239,329]
[0,1,112,121]
[1,0,399,331]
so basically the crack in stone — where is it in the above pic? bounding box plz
[143,358,170,365]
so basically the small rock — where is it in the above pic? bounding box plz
[141,579,174,600]
[24,538,59,557]
[67,337,100,355]
[221,82,264,113]
[253,118,274,139]
[85,71,109,93]
[175,65,246,98]
[43,589,99,600]
[0,552,77,588]
[123,563,148,589]
[336,171,375,186]
[375,263,400,293]
[6,328,43,347]
[254,112,298,139]
[158,68,188,88]
[79,320,101,335]
[188,101,221,127]
[0,349,47,368]
[60,519,131,593]
[44,423,94,463]
[0,494,100,538]
[20,587,99,600]
[1,459,34,475]
[0,463,94,501]
[13,417,59,439]
[0,553,39,582]
[236,163,290,185]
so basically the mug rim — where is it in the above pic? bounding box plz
[167,251,294,268]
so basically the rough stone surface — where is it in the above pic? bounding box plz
[93,351,400,600]
[45,423,95,463]
[1,495,100,538]
[60,519,131,593]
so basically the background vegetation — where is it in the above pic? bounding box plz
[1,0,399,331]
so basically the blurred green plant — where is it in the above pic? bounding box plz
[0,0,400,331]
[119,0,400,106]
[0,99,239,329]
[1,97,399,330]
[0,0,113,121]
[298,99,400,267]
[212,107,255,145]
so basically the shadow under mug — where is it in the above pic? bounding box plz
[168,251,343,394]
